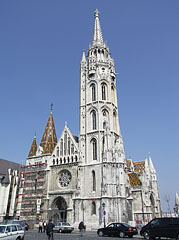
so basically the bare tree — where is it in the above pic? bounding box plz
[164,194,171,213]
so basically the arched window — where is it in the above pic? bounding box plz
[57,147,59,157]
[92,170,96,191]
[64,131,67,155]
[91,201,96,215]
[101,83,107,100]
[53,159,55,165]
[91,110,97,130]
[56,158,58,165]
[91,138,97,160]
[91,84,96,101]
[68,138,70,155]
[60,139,63,156]
[71,144,74,154]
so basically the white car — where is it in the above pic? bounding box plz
[54,222,74,233]
[0,224,24,240]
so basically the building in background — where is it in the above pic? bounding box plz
[17,10,161,229]
[0,158,21,222]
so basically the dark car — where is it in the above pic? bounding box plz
[140,217,179,240]
[97,222,138,237]
[12,220,29,231]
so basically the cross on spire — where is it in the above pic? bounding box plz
[50,103,53,112]
[93,9,104,46]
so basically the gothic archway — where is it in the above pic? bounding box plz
[50,197,67,224]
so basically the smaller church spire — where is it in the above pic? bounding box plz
[81,50,86,62]
[39,112,57,155]
[28,135,37,157]
[93,9,104,46]
[149,154,156,174]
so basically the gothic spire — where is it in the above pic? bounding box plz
[39,112,57,154]
[149,154,156,174]
[81,49,86,63]
[28,135,37,157]
[93,9,104,46]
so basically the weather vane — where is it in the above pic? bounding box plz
[50,103,53,112]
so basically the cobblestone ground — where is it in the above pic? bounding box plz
[25,230,142,240]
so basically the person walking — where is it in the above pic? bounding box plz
[78,221,85,237]
[43,220,47,232]
[46,219,55,240]
[38,220,43,233]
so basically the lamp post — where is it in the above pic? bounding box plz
[102,202,106,227]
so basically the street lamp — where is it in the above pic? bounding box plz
[102,202,106,227]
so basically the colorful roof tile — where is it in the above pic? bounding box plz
[39,112,57,154]
[128,172,142,187]
[28,136,37,157]
[133,161,145,174]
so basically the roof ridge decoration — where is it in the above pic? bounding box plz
[39,112,57,154]
[93,9,104,46]
[28,136,37,157]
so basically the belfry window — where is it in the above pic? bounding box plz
[92,170,96,191]
[91,84,96,101]
[91,138,97,160]
[101,83,107,100]
[92,110,97,130]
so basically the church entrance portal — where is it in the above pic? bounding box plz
[50,197,67,225]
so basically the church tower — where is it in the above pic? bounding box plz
[78,10,127,227]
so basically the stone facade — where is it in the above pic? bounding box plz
[0,159,21,222]
[18,10,161,229]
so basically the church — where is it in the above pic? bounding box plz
[16,10,161,229]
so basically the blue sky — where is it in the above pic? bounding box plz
[0,0,178,212]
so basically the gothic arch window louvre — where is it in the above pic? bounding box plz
[91,138,97,160]
[101,83,107,100]
[91,83,96,101]
[91,110,97,130]
[92,170,96,191]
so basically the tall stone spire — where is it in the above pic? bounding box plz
[39,112,57,154]
[28,136,37,157]
[93,9,104,46]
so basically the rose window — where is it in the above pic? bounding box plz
[59,170,72,187]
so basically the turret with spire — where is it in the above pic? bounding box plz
[28,135,37,157]
[39,111,57,154]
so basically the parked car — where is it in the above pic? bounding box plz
[0,224,24,239]
[53,222,74,233]
[97,222,138,237]
[11,220,29,231]
[140,217,179,240]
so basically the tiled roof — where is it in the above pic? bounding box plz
[133,161,145,174]
[128,172,142,187]
[39,112,57,154]
[0,158,21,184]
[28,136,37,157]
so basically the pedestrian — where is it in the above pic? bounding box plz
[46,219,55,240]
[43,220,47,232]
[78,221,85,237]
[38,220,43,233]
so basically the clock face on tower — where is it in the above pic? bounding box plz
[58,169,72,187]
